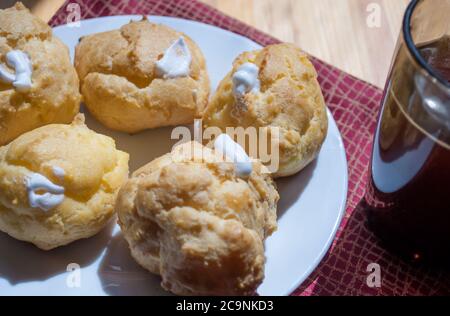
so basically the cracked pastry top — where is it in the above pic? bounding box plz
[202,43,328,178]
[0,114,129,250]
[74,18,210,133]
[0,2,81,146]
[116,141,279,295]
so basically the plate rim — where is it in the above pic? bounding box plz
[53,14,263,47]
[50,15,347,296]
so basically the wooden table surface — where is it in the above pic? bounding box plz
[3,0,411,88]
[201,0,411,88]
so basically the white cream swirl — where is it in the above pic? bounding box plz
[52,166,65,180]
[232,62,260,98]
[26,169,65,212]
[0,50,33,92]
[214,133,253,178]
[155,37,192,79]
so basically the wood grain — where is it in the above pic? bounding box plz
[2,0,411,88]
[201,0,410,88]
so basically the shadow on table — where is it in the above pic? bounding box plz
[276,160,317,219]
[97,232,170,296]
[293,200,450,295]
[0,220,114,285]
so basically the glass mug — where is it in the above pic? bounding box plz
[364,0,450,264]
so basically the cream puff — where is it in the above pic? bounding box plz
[0,3,81,146]
[202,43,328,178]
[116,138,279,295]
[0,114,129,250]
[75,18,210,133]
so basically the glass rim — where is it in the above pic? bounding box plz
[403,0,450,89]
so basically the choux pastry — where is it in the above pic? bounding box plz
[0,3,81,146]
[75,18,210,133]
[203,43,328,178]
[0,114,129,250]
[116,139,279,295]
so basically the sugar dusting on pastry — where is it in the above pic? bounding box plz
[155,37,192,79]
[0,50,33,91]
[26,172,65,211]
[214,133,253,177]
[232,62,260,98]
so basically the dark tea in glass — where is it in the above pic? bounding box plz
[364,0,450,263]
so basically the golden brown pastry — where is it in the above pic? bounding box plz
[0,2,81,146]
[116,140,279,295]
[0,114,129,250]
[75,18,210,133]
[203,43,328,178]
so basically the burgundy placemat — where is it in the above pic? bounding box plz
[49,0,450,296]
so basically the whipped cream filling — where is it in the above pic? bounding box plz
[232,62,260,98]
[26,168,65,212]
[0,50,33,92]
[214,133,253,178]
[155,37,192,79]
[52,166,66,180]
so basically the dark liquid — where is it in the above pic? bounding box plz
[365,36,450,264]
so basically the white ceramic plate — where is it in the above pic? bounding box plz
[0,16,348,296]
